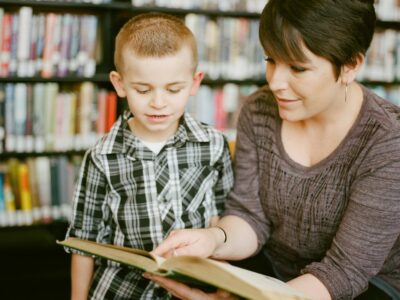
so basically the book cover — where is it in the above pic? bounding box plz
[58,237,309,300]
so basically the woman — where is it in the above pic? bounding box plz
[149,0,400,299]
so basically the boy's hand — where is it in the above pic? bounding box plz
[151,228,224,258]
[144,273,238,300]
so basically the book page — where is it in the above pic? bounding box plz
[212,260,304,296]
[57,238,159,272]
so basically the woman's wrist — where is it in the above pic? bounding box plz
[210,226,227,248]
[214,226,227,243]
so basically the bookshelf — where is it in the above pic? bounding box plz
[0,0,399,297]
[0,2,265,298]
[0,0,399,226]
[0,0,268,230]
[0,2,399,221]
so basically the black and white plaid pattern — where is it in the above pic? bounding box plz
[66,111,234,299]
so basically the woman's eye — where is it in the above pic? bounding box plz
[264,56,275,64]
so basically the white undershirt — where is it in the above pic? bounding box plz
[141,140,167,154]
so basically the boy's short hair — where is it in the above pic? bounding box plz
[259,0,376,79]
[114,13,198,73]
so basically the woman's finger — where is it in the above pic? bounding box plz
[145,273,213,300]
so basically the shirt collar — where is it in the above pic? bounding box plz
[95,110,210,156]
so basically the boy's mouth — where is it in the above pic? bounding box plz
[147,114,168,118]
[146,114,170,122]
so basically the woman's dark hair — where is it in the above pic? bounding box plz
[259,0,376,79]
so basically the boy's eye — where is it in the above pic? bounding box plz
[135,89,150,94]
[167,88,182,94]
[290,65,307,73]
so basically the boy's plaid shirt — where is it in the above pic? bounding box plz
[66,111,234,299]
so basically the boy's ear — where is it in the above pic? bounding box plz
[109,71,127,98]
[340,54,364,84]
[189,71,205,96]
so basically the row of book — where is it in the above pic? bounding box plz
[187,84,258,141]
[368,84,400,106]
[131,0,266,13]
[0,7,100,78]
[2,80,396,157]
[0,82,117,154]
[0,156,82,227]
[12,0,400,21]
[33,0,112,3]
[375,0,400,21]
[0,81,257,154]
[130,0,400,21]
[357,30,400,82]
[185,14,264,80]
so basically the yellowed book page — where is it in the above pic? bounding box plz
[57,238,159,272]
[160,256,309,300]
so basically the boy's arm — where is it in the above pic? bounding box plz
[71,253,94,300]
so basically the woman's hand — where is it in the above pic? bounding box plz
[144,273,238,300]
[151,227,224,258]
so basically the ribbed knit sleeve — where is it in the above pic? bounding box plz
[223,90,273,250]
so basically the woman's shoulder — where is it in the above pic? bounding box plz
[360,86,400,159]
[363,86,400,133]
[241,85,278,116]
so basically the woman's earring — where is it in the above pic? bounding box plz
[344,83,348,102]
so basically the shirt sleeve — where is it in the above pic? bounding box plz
[65,150,110,254]
[222,100,273,251]
[212,136,234,214]
[302,132,400,300]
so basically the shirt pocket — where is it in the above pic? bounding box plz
[178,164,216,212]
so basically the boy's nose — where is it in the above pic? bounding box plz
[150,92,167,108]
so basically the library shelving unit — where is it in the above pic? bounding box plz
[0,0,265,299]
[0,1,399,299]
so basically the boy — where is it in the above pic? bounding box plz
[65,13,234,299]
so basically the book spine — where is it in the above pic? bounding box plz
[57,14,73,77]
[106,91,117,132]
[17,6,33,77]
[41,13,56,78]
[0,83,5,153]
[14,83,27,152]
[9,13,19,76]
[19,163,33,225]
[0,13,12,77]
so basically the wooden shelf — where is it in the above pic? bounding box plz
[0,0,261,18]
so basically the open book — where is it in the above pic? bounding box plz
[58,237,309,300]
